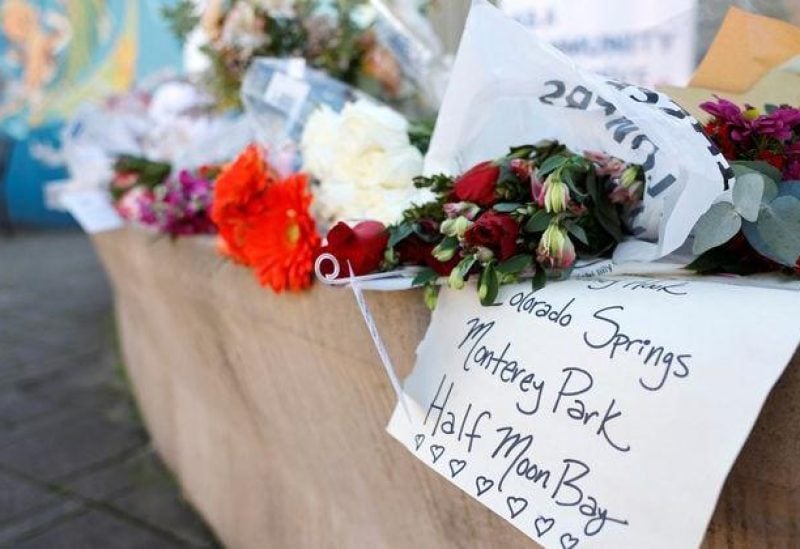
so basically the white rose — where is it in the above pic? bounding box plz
[301,105,340,181]
[300,99,426,224]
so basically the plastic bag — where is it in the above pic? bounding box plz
[241,58,363,170]
[426,0,732,263]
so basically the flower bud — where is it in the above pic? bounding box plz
[620,165,639,188]
[537,223,576,271]
[440,216,472,238]
[443,201,480,220]
[474,246,495,263]
[541,172,570,213]
[743,106,760,121]
[432,241,457,262]
[448,268,466,290]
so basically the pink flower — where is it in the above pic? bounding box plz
[116,186,156,225]
[541,172,570,213]
[537,224,576,271]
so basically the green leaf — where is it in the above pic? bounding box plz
[493,202,523,213]
[537,155,568,177]
[567,223,590,246]
[692,202,741,255]
[478,263,500,306]
[532,265,547,291]
[525,209,552,233]
[586,171,623,242]
[497,254,533,275]
[686,246,759,275]
[732,172,764,222]
[754,196,800,266]
[732,161,782,184]
[388,223,414,248]
[411,268,439,287]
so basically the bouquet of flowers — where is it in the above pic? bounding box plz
[317,141,645,307]
[164,0,408,110]
[114,157,220,238]
[688,98,800,276]
[211,144,321,292]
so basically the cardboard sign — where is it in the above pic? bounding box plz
[501,0,697,87]
[425,1,731,263]
[61,188,123,234]
[388,278,800,548]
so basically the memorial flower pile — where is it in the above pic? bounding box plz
[688,98,800,276]
[318,141,645,306]
[301,99,430,224]
[211,144,321,292]
[164,0,404,110]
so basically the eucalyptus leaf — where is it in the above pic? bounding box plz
[691,202,741,255]
[732,173,764,222]
[732,161,782,183]
[754,195,800,266]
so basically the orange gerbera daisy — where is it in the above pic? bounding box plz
[211,144,278,265]
[246,173,321,292]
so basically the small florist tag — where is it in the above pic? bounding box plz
[388,278,800,548]
[61,188,123,234]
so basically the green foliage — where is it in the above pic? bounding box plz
[161,0,199,42]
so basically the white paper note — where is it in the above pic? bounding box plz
[61,188,123,234]
[425,1,731,262]
[388,278,800,548]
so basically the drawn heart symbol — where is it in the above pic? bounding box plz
[448,459,466,478]
[429,444,445,463]
[534,516,555,537]
[475,476,494,497]
[506,496,528,519]
[414,434,425,451]
[560,533,579,549]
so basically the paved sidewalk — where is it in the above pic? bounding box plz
[0,230,218,548]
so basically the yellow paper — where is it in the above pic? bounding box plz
[691,7,800,92]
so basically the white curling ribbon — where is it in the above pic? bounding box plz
[347,261,412,422]
[315,253,411,421]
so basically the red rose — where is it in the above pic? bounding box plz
[464,211,520,261]
[319,221,388,277]
[452,161,500,206]
[396,234,460,276]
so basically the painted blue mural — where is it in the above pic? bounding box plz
[0,0,184,226]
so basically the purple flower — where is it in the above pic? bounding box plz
[150,170,216,237]
[753,107,800,142]
[700,98,746,125]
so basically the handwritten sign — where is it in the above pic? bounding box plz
[425,1,731,263]
[388,278,800,548]
[60,188,123,234]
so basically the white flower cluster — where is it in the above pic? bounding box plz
[301,100,430,225]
